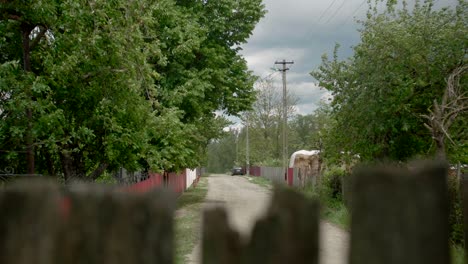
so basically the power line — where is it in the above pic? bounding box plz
[257,70,280,82]
[317,0,339,24]
[345,0,367,23]
[325,0,347,24]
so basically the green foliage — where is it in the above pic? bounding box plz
[0,0,265,179]
[95,172,117,184]
[311,0,467,162]
[302,165,350,229]
[451,245,465,264]
[248,176,272,188]
[290,103,332,152]
[206,128,237,173]
[447,172,464,246]
[322,201,350,230]
[256,158,282,167]
[320,165,346,202]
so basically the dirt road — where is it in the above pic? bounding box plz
[186,174,348,264]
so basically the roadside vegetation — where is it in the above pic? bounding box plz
[314,164,465,263]
[246,175,273,189]
[174,175,209,264]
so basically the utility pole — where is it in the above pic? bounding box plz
[245,114,250,176]
[275,59,294,177]
[235,128,239,165]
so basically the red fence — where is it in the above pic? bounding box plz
[124,169,200,194]
[287,168,294,186]
[249,166,262,177]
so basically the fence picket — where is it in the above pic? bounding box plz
[349,161,449,264]
[0,180,60,264]
[202,208,242,264]
[242,188,319,264]
[0,162,455,264]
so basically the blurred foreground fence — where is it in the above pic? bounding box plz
[0,161,456,263]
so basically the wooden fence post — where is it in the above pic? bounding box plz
[0,180,61,264]
[202,188,319,264]
[242,188,319,264]
[461,173,468,261]
[349,161,449,264]
[202,207,242,264]
[58,186,175,264]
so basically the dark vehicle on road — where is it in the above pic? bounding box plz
[231,166,244,175]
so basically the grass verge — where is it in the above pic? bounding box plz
[174,176,208,264]
[302,185,350,230]
[452,245,465,264]
[321,202,350,230]
[245,175,273,188]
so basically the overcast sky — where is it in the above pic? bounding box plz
[239,0,458,116]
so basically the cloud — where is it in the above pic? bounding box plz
[289,81,329,115]
[240,0,367,118]
[240,0,458,117]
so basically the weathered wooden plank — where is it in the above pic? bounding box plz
[58,185,175,264]
[0,180,61,264]
[202,207,242,264]
[242,188,319,264]
[349,161,449,264]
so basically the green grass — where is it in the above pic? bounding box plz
[301,184,350,229]
[174,176,208,264]
[452,245,465,264]
[245,175,273,188]
[322,201,350,230]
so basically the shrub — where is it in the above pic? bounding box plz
[320,165,346,203]
[447,171,464,246]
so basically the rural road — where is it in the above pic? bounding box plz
[186,174,349,264]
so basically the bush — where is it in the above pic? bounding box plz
[320,165,346,203]
[95,172,117,184]
[447,171,464,246]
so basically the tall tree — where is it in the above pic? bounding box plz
[311,0,467,162]
[0,0,265,179]
[0,0,58,174]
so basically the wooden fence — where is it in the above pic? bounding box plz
[0,161,456,263]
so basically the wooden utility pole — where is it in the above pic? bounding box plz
[246,114,250,176]
[274,60,294,176]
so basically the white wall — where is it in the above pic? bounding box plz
[185,169,197,189]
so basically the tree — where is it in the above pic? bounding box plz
[0,0,265,179]
[289,102,332,152]
[0,0,58,174]
[311,0,467,162]
[206,129,237,173]
[423,65,468,159]
[143,0,265,172]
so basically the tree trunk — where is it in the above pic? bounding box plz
[60,151,85,181]
[88,163,109,180]
[44,151,56,177]
[434,134,446,160]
